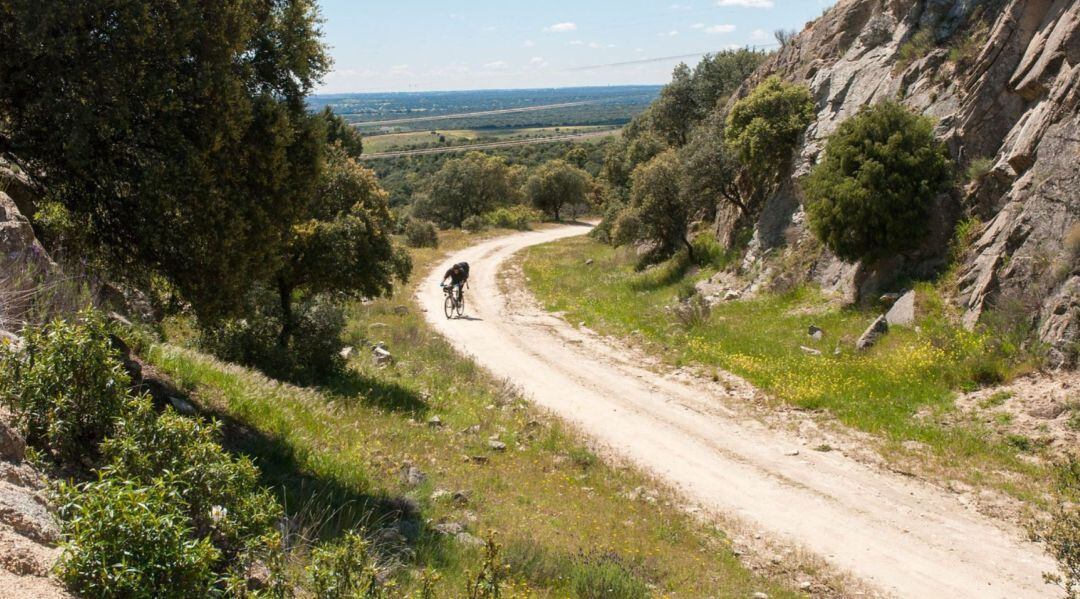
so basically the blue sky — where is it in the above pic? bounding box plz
[315,0,836,93]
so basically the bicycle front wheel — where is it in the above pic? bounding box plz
[455,293,465,317]
[444,295,454,319]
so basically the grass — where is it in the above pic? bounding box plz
[148,228,798,597]
[520,236,1053,502]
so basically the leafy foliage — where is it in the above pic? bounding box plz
[0,0,329,320]
[307,531,387,599]
[101,396,282,562]
[404,219,440,248]
[321,107,365,158]
[724,76,815,201]
[201,288,347,384]
[523,159,592,221]
[484,206,543,231]
[804,101,953,262]
[651,63,697,146]
[0,310,128,467]
[628,150,703,259]
[1030,459,1080,599]
[679,111,747,216]
[273,144,411,346]
[57,477,221,599]
[417,152,523,227]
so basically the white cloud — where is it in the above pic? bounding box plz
[750,28,768,40]
[569,40,585,46]
[544,22,577,33]
[661,30,679,37]
[705,24,736,34]
[483,60,509,70]
[716,0,774,7]
[635,47,644,53]
[690,23,705,29]
[588,42,601,48]
[670,3,692,10]
[522,39,535,48]
[529,56,549,67]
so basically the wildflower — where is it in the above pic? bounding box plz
[210,505,227,525]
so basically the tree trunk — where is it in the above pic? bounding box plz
[683,235,695,263]
[277,279,294,349]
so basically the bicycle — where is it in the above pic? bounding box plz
[442,283,466,319]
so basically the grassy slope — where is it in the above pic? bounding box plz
[149,229,798,598]
[520,236,1051,502]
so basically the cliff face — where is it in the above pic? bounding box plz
[730,0,1079,366]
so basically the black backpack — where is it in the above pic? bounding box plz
[456,262,470,278]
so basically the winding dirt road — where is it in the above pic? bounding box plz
[418,224,1056,598]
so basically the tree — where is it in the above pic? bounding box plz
[320,107,364,158]
[0,0,328,320]
[691,49,767,116]
[803,101,952,262]
[651,63,698,147]
[629,150,702,259]
[419,152,520,227]
[523,160,591,221]
[273,144,411,346]
[680,112,747,219]
[564,147,589,169]
[725,76,815,202]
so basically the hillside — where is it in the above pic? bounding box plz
[724,0,1078,367]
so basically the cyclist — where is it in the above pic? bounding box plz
[440,262,470,303]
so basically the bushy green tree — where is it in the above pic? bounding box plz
[320,107,364,158]
[564,146,589,169]
[680,112,747,216]
[601,126,667,192]
[273,144,411,346]
[652,63,697,147]
[419,152,521,227]
[725,76,815,200]
[628,150,703,259]
[803,101,952,262]
[523,159,591,221]
[0,0,328,320]
[691,49,767,114]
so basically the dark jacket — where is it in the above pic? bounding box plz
[444,262,470,285]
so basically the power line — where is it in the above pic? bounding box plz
[564,43,779,72]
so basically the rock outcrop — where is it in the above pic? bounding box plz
[725,0,1079,366]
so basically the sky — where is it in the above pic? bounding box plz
[315,0,837,93]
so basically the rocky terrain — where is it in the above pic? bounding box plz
[723,0,1079,367]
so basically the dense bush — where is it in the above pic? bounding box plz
[102,396,281,562]
[201,288,346,384]
[57,476,220,599]
[725,76,814,199]
[1030,459,1080,599]
[0,310,128,467]
[404,218,439,248]
[462,214,489,233]
[307,531,385,599]
[485,205,543,231]
[804,101,952,262]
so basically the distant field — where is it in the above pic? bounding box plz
[309,86,660,132]
[362,125,616,154]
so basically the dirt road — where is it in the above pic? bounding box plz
[418,224,1057,598]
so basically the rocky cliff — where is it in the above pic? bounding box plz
[728,0,1079,366]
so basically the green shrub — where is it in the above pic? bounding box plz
[463,214,489,233]
[101,396,281,561]
[690,232,737,270]
[804,101,953,262]
[485,205,542,231]
[965,156,994,184]
[896,29,935,71]
[571,554,649,599]
[57,476,220,599]
[0,309,128,467]
[201,288,346,384]
[307,531,386,599]
[404,218,439,248]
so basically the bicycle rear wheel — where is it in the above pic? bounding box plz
[444,295,454,319]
